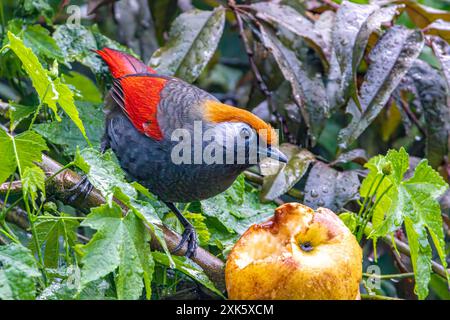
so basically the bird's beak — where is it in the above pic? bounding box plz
[260,145,288,163]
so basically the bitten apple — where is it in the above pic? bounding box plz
[225,202,362,300]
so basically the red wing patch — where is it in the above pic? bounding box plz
[96,48,156,78]
[118,76,166,141]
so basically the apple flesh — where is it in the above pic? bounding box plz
[225,203,362,300]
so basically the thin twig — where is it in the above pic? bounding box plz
[398,94,427,138]
[361,293,403,300]
[363,272,415,280]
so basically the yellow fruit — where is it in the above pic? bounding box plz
[225,202,362,300]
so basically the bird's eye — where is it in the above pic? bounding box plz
[240,127,252,140]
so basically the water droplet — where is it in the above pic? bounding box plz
[310,190,319,198]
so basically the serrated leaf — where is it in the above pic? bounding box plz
[260,144,315,201]
[74,148,137,205]
[30,214,79,268]
[0,129,48,184]
[62,72,102,104]
[260,26,330,140]
[338,26,424,149]
[7,32,90,145]
[149,7,225,83]
[0,243,41,300]
[34,102,104,156]
[22,166,45,205]
[362,147,449,299]
[79,204,154,300]
[304,161,361,212]
[251,2,328,68]
[152,252,223,297]
[201,175,276,235]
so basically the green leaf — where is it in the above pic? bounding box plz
[260,144,315,201]
[7,32,90,145]
[74,148,137,205]
[425,19,450,42]
[34,102,104,156]
[30,214,79,268]
[201,175,276,235]
[0,129,48,184]
[21,0,54,21]
[152,251,223,297]
[338,26,424,149]
[73,147,172,266]
[304,161,361,212]
[78,204,154,300]
[362,148,449,299]
[53,24,132,77]
[8,102,36,130]
[62,72,102,104]
[0,243,41,300]
[260,26,330,140]
[149,7,226,83]
[22,166,45,205]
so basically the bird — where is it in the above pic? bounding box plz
[70,48,287,258]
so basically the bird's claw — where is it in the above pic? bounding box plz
[172,226,198,258]
[67,176,94,204]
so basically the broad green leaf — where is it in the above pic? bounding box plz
[74,148,137,205]
[78,204,154,300]
[304,162,361,212]
[0,243,41,300]
[34,102,104,156]
[30,214,79,268]
[251,2,328,68]
[53,24,132,76]
[62,72,102,104]
[7,32,90,145]
[21,0,54,21]
[338,26,424,149]
[0,129,48,183]
[201,175,276,235]
[7,32,59,116]
[152,252,223,297]
[430,36,450,92]
[73,147,172,265]
[260,26,330,140]
[8,102,36,130]
[260,144,315,201]
[164,211,211,247]
[362,148,449,299]
[149,7,226,83]
[22,166,46,205]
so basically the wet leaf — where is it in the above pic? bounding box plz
[260,144,315,201]
[22,166,45,205]
[338,26,424,149]
[331,148,368,166]
[260,26,330,140]
[78,204,154,300]
[201,175,276,235]
[402,60,450,168]
[430,36,450,91]
[304,161,361,212]
[0,243,41,300]
[149,7,226,83]
[0,129,48,184]
[251,2,328,68]
[152,252,223,297]
[34,102,104,156]
[362,148,449,299]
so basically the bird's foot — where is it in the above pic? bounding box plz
[67,176,94,204]
[172,226,198,258]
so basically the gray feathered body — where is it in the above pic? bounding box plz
[104,79,250,203]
